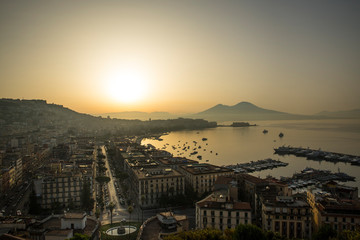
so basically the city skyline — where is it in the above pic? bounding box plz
[1,0,359,115]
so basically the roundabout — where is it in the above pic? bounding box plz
[106,225,137,236]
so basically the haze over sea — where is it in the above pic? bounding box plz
[142,119,360,191]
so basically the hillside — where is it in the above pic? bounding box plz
[0,99,216,137]
[97,111,176,120]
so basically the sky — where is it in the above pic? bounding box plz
[0,0,359,115]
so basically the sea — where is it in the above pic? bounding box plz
[141,119,360,191]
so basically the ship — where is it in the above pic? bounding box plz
[279,132,284,138]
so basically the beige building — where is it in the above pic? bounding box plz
[178,164,233,196]
[39,173,91,209]
[130,167,185,208]
[307,188,360,233]
[261,195,312,239]
[196,191,252,231]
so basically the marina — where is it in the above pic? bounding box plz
[274,146,360,165]
[279,167,356,190]
[224,158,288,173]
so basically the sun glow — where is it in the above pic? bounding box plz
[105,67,148,104]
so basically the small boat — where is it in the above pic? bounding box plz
[202,138,208,141]
[206,160,209,162]
[263,129,268,134]
[279,132,284,138]
[197,155,202,160]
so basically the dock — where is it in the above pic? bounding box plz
[274,146,360,165]
[279,167,355,190]
[224,158,288,173]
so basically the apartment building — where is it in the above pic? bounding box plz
[196,190,252,231]
[131,167,185,208]
[178,163,233,196]
[261,195,312,239]
[307,188,360,233]
[39,172,91,209]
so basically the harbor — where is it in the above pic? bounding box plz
[224,158,288,173]
[279,167,356,190]
[274,146,360,165]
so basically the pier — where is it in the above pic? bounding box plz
[224,158,288,173]
[274,146,360,165]
[279,167,355,190]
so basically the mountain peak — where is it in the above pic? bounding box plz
[233,101,257,107]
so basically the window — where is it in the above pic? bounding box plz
[204,210,207,216]
[334,217,337,222]
[220,211,223,216]
[343,217,346,223]
[211,211,215,216]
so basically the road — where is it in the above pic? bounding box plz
[100,146,137,224]
[99,145,195,228]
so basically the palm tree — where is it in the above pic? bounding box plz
[107,202,115,225]
[127,205,133,239]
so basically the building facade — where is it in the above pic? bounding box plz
[196,191,252,231]
[261,196,312,239]
[179,164,233,196]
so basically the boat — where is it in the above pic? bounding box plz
[263,129,268,134]
[197,155,202,160]
[279,132,284,138]
[202,138,208,141]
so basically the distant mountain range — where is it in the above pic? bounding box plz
[316,109,360,119]
[97,111,176,120]
[99,101,360,122]
[188,102,309,121]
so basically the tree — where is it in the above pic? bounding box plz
[95,176,110,185]
[164,228,226,240]
[127,205,134,240]
[95,208,100,219]
[81,179,94,212]
[107,202,115,225]
[313,224,337,240]
[338,229,360,240]
[67,233,89,240]
[233,224,266,240]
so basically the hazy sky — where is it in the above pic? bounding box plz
[1,0,359,114]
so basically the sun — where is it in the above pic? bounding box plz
[106,67,148,104]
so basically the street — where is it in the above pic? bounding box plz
[98,145,195,229]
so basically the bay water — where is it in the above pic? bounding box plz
[142,119,360,190]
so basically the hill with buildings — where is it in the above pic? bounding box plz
[0,99,216,137]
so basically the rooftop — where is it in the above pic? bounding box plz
[180,163,233,175]
[134,167,183,180]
